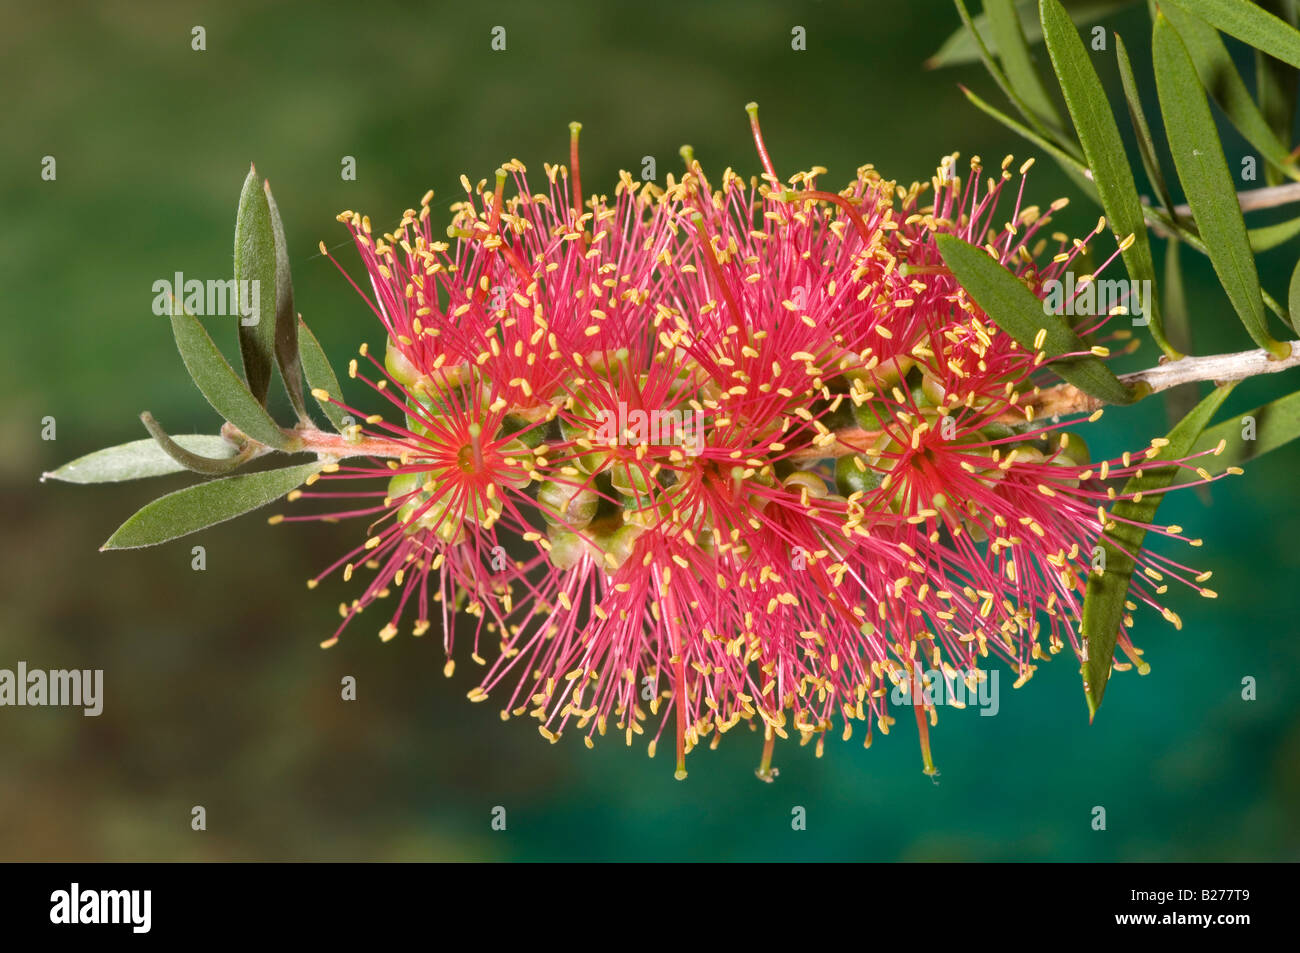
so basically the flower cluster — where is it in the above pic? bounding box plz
[289,111,1222,778]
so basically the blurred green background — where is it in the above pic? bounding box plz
[3,0,1299,861]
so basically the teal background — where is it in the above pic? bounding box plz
[2,0,1298,860]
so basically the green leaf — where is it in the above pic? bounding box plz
[1161,238,1193,355]
[935,233,1138,403]
[1291,253,1300,334]
[958,84,1101,201]
[986,0,1065,133]
[1186,388,1300,474]
[1256,0,1299,186]
[1166,0,1300,71]
[928,0,1134,67]
[1161,236,1198,402]
[1249,215,1300,252]
[264,180,309,424]
[1040,0,1177,357]
[1080,382,1235,720]
[1115,34,1176,216]
[298,317,351,432]
[170,300,295,450]
[1154,13,1290,357]
[1145,205,1300,311]
[1160,3,1297,178]
[953,0,1077,151]
[42,435,240,484]
[139,412,253,476]
[234,164,278,406]
[101,462,321,550]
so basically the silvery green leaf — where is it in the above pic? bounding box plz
[264,180,309,423]
[169,301,294,449]
[298,317,351,433]
[234,165,278,406]
[101,462,321,550]
[43,435,240,484]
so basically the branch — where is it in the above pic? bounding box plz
[1173,181,1300,218]
[221,341,1300,466]
[1031,340,1300,418]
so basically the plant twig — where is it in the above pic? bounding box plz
[1030,340,1300,419]
[224,341,1300,465]
[1173,181,1300,218]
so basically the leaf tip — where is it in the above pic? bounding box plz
[1085,680,1102,723]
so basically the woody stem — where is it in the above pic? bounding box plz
[223,340,1300,465]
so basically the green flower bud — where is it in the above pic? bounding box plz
[853,398,890,432]
[384,336,421,387]
[609,461,654,498]
[845,354,913,390]
[388,473,464,544]
[547,529,590,570]
[978,421,1018,443]
[1052,431,1090,465]
[601,523,644,569]
[835,455,883,495]
[501,413,546,449]
[1005,445,1046,466]
[783,471,829,499]
[495,437,535,489]
[919,372,946,407]
[536,480,600,529]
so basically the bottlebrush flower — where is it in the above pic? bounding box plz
[288,108,1228,779]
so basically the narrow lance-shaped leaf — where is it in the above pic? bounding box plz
[169,300,295,450]
[139,412,254,476]
[264,180,309,424]
[1291,254,1300,334]
[1256,0,1299,186]
[1154,13,1290,358]
[1161,237,1200,431]
[101,462,322,550]
[1249,215,1300,253]
[1149,203,1300,312]
[958,84,1101,201]
[1166,0,1300,70]
[298,316,351,433]
[1186,388,1300,475]
[935,233,1138,404]
[1039,0,1178,358]
[1115,34,1176,217]
[953,0,1077,151]
[42,435,240,484]
[234,164,278,406]
[1080,382,1235,719]
[927,0,1134,68]
[1160,3,1297,178]
[986,0,1065,134]
[1161,230,1191,329]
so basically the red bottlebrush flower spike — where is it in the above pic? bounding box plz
[290,111,1228,780]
